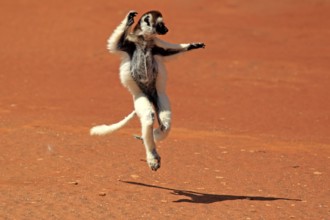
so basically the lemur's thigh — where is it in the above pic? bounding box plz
[153,92,172,141]
[120,66,142,96]
[134,94,156,151]
[134,94,155,124]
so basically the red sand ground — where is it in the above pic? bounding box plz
[0,0,329,219]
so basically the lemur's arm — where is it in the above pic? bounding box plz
[153,38,205,56]
[107,11,137,53]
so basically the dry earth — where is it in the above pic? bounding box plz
[0,0,329,219]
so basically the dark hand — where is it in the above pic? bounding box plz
[127,11,138,26]
[188,43,206,50]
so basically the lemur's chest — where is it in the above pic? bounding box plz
[130,44,158,87]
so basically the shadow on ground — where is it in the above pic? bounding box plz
[120,180,301,204]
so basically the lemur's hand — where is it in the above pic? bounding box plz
[127,11,138,26]
[188,43,206,50]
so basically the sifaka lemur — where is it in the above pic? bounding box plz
[90,10,205,171]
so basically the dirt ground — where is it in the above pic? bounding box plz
[0,0,329,219]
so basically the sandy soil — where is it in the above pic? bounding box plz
[0,0,329,219]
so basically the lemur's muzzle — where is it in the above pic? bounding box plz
[156,23,168,35]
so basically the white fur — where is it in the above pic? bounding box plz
[156,17,163,23]
[90,111,136,136]
[154,38,189,50]
[107,14,132,54]
[140,15,155,35]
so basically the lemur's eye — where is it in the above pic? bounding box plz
[144,16,150,26]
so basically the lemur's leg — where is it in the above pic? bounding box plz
[107,10,137,53]
[153,58,171,141]
[119,61,160,171]
[154,92,171,142]
[134,94,161,171]
[120,66,160,171]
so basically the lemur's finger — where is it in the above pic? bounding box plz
[188,42,205,50]
[195,42,205,48]
[127,11,138,26]
[128,11,138,17]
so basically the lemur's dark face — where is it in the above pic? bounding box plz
[138,11,168,37]
[155,20,168,35]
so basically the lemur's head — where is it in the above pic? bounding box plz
[134,11,168,37]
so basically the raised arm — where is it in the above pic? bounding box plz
[107,11,137,53]
[153,38,205,57]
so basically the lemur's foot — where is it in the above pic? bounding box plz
[188,43,206,50]
[127,11,138,26]
[147,149,161,171]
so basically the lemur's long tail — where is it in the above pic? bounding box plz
[90,110,136,136]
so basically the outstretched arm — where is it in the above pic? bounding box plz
[107,11,137,53]
[153,38,205,56]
